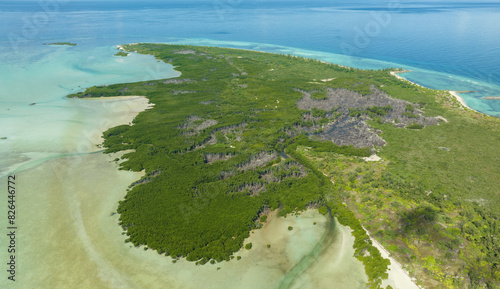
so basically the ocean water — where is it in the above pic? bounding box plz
[1,0,499,172]
[1,1,500,116]
[0,1,498,288]
[0,44,179,176]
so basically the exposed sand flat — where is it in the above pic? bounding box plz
[73,96,153,147]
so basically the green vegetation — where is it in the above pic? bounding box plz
[45,42,77,46]
[115,51,129,57]
[245,243,253,250]
[70,43,499,289]
[288,226,294,231]
[304,112,499,289]
[406,123,423,129]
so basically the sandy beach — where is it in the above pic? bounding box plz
[364,228,421,289]
[390,71,484,116]
[390,71,424,88]
[448,91,481,113]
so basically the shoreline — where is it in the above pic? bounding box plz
[74,95,153,148]
[364,227,422,289]
[0,95,152,288]
[0,95,152,178]
[390,70,424,88]
[389,70,484,115]
[448,90,481,114]
[119,42,498,119]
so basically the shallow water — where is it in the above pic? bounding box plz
[0,92,368,289]
[0,45,179,176]
[0,156,367,288]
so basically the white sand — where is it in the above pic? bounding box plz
[1,96,152,177]
[364,228,422,289]
[448,91,480,113]
[363,154,382,162]
[390,71,424,88]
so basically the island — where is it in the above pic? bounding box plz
[114,51,130,57]
[44,42,77,46]
[69,44,500,289]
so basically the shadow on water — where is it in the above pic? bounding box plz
[279,209,338,289]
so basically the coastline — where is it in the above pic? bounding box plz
[73,95,153,149]
[1,89,369,288]
[363,227,421,289]
[390,70,484,115]
[448,90,481,114]
[390,71,424,88]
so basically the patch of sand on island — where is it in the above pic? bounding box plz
[363,154,382,162]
